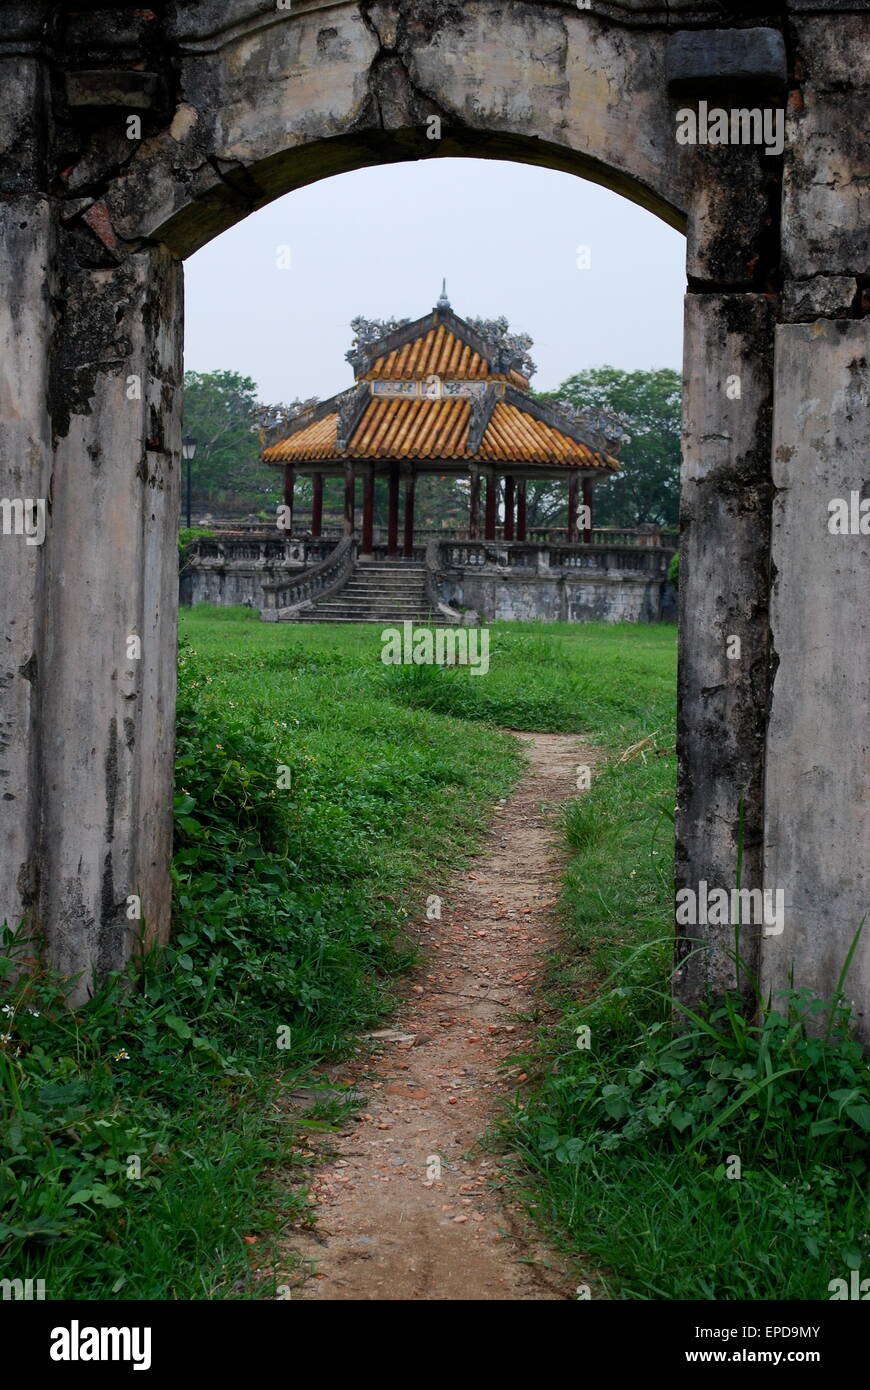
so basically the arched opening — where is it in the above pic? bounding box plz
[5,0,864,1060]
[4,0,867,1309]
[169,150,691,1300]
[180,155,685,613]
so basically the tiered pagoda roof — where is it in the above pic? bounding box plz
[262,298,620,471]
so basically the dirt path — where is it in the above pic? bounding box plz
[282,732,591,1301]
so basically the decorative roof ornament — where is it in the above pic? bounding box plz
[436,278,451,310]
[547,400,632,456]
[465,314,536,380]
[346,313,411,371]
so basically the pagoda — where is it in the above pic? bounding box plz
[261,287,620,559]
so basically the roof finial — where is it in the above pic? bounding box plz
[437,278,451,310]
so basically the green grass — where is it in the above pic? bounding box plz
[0,609,525,1299]
[505,709,870,1301]
[2,607,866,1301]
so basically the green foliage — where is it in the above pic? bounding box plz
[528,991,870,1166]
[0,612,521,1299]
[179,526,214,556]
[170,657,410,1041]
[508,730,870,1300]
[5,609,861,1303]
[182,369,274,515]
[667,550,679,588]
[512,982,870,1298]
[536,366,681,528]
[383,625,677,735]
[0,930,309,1299]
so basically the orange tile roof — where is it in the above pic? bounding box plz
[262,307,618,470]
[348,397,470,457]
[363,325,489,381]
[265,412,337,462]
[481,402,601,465]
[507,368,530,391]
[263,396,616,468]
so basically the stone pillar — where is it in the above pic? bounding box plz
[343,463,355,537]
[761,321,869,1037]
[567,475,579,543]
[675,294,775,1008]
[387,464,399,555]
[516,479,527,542]
[282,464,295,535]
[504,477,515,541]
[667,28,785,1020]
[483,471,497,541]
[759,13,870,1038]
[582,478,594,544]
[30,241,182,1000]
[468,465,480,541]
[361,463,375,556]
[402,469,416,558]
[0,197,53,962]
[310,473,323,537]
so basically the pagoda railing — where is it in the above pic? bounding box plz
[193,521,677,548]
[184,535,300,565]
[434,539,673,577]
[261,535,358,615]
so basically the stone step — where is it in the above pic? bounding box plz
[302,596,431,609]
[293,613,451,625]
[304,606,433,617]
[310,592,427,604]
[348,584,426,592]
[294,558,438,624]
[345,569,426,579]
[344,580,426,590]
[357,562,425,570]
[340,589,427,600]
[318,591,427,604]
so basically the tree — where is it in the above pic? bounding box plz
[181,372,324,517]
[536,366,681,528]
[181,370,269,514]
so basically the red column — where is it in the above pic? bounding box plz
[361,464,375,554]
[343,463,355,536]
[516,479,527,542]
[468,466,480,540]
[387,464,399,555]
[504,477,515,541]
[484,472,497,541]
[567,474,579,543]
[582,477,594,544]
[310,473,323,537]
[402,470,416,558]
[282,464,295,535]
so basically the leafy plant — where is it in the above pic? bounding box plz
[0,616,521,1299]
[507,731,870,1300]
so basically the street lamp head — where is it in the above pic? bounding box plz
[181,436,198,461]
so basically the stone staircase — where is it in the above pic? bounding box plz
[293,560,441,624]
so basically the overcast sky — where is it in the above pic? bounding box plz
[184,157,686,406]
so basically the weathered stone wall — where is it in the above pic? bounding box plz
[185,570,264,609]
[181,536,306,608]
[0,1,867,1034]
[184,565,289,608]
[439,571,667,624]
[761,14,870,1035]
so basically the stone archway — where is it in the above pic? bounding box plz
[1,2,866,1035]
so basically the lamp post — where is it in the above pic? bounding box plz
[181,436,198,528]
